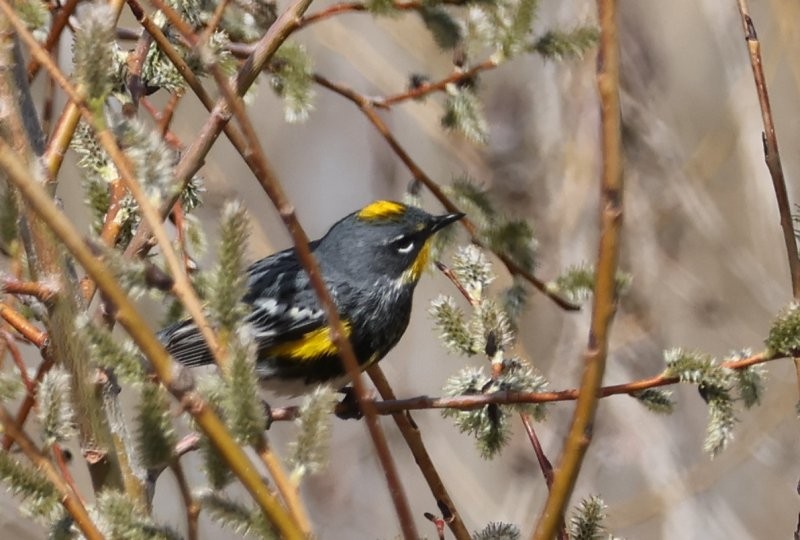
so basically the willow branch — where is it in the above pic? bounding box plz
[520,414,567,540]
[0,405,103,540]
[0,304,48,347]
[313,74,580,311]
[170,461,200,540]
[26,0,81,80]
[734,1,800,298]
[1,331,34,392]
[1,278,58,303]
[0,140,302,540]
[265,351,775,419]
[532,0,623,535]
[734,0,800,401]
[368,365,471,540]
[1,353,55,451]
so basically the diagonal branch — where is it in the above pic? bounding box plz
[734,1,800,298]
[368,365,471,540]
[0,405,103,540]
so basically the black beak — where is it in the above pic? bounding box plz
[429,211,465,233]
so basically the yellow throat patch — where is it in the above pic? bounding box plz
[403,240,431,283]
[267,321,353,361]
[357,200,406,221]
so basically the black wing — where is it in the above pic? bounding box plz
[159,242,327,368]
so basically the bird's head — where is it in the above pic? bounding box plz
[316,200,464,284]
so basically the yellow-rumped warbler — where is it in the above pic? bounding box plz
[158,200,463,395]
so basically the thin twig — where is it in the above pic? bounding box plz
[42,45,59,135]
[52,443,85,504]
[171,461,200,540]
[1,278,58,303]
[143,7,317,535]
[368,365,471,540]
[42,0,127,180]
[313,74,581,312]
[1,353,55,450]
[520,414,567,540]
[532,0,623,535]
[265,351,776,419]
[125,27,153,114]
[379,59,498,107]
[254,438,313,536]
[0,303,48,347]
[0,405,103,540]
[734,1,800,298]
[734,0,800,405]
[1,331,34,392]
[0,138,302,540]
[26,0,81,81]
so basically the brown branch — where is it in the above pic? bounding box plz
[734,0,800,406]
[520,414,567,540]
[0,304,48,348]
[734,1,800,298]
[1,331,34,392]
[379,59,498,107]
[532,0,623,535]
[1,278,58,303]
[368,366,471,540]
[254,438,313,536]
[0,405,103,540]
[42,0,127,180]
[26,0,81,81]
[170,461,200,540]
[2,353,55,450]
[41,45,59,135]
[125,28,154,114]
[52,443,84,504]
[142,7,318,534]
[265,351,776,419]
[313,74,581,312]
[0,137,301,539]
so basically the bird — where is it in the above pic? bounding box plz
[158,200,464,395]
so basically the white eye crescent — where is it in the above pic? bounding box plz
[396,240,415,254]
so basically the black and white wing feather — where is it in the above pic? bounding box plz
[158,243,327,369]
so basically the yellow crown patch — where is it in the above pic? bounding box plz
[357,200,406,221]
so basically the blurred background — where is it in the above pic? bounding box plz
[4,0,800,537]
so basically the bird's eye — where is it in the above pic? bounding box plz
[394,239,415,254]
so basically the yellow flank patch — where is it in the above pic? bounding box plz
[267,322,352,361]
[357,200,406,221]
[403,240,431,283]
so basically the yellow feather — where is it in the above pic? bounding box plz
[357,200,406,221]
[402,240,431,283]
[267,322,352,361]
